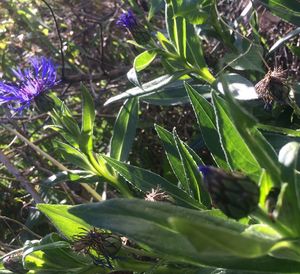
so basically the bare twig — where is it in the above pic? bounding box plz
[0,150,43,204]
[0,216,42,239]
[2,125,103,202]
[41,0,65,80]
[63,67,129,83]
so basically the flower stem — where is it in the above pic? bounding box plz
[87,152,133,198]
[251,207,294,238]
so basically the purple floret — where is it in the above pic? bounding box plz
[198,165,212,177]
[0,57,58,113]
[116,10,138,30]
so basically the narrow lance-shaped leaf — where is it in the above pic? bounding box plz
[104,71,189,106]
[212,92,262,182]
[134,50,157,72]
[185,23,215,84]
[218,76,281,186]
[277,142,300,236]
[57,142,98,175]
[80,84,95,154]
[155,124,190,191]
[102,155,205,210]
[110,97,139,162]
[173,129,209,204]
[185,82,228,169]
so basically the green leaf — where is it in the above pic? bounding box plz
[104,71,189,106]
[38,199,300,272]
[212,92,262,181]
[102,155,204,209]
[51,103,81,146]
[156,31,176,52]
[80,84,95,154]
[173,129,210,205]
[222,42,264,73]
[257,0,300,26]
[268,27,300,56]
[110,97,139,162]
[134,50,157,72]
[23,234,97,273]
[165,0,186,57]
[155,124,189,188]
[217,77,281,186]
[127,67,142,88]
[57,142,97,174]
[277,142,300,235]
[141,82,211,106]
[175,0,212,24]
[185,82,228,169]
[216,73,258,101]
[170,217,274,258]
[185,23,215,84]
[148,0,164,20]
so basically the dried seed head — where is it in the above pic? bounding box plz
[3,252,26,274]
[255,68,289,107]
[145,186,172,203]
[72,227,122,269]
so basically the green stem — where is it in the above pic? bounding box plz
[80,183,102,201]
[289,99,300,118]
[252,207,294,237]
[87,152,133,198]
[257,123,300,137]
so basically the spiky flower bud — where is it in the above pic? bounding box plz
[116,10,151,45]
[199,166,260,219]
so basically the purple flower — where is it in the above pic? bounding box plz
[116,10,138,30]
[0,57,58,113]
[116,10,151,45]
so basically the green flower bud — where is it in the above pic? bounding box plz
[35,93,55,113]
[199,166,260,219]
[3,253,27,273]
[100,233,122,256]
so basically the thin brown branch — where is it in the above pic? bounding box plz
[63,67,129,83]
[0,150,43,204]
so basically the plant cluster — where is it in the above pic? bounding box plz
[1,0,300,274]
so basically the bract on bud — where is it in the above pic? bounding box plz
[199,166,260,219]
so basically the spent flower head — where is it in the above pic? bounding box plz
[255,67,289,109]
[116,9,151,45]
[199,165,260,219]
[0,56,58,113]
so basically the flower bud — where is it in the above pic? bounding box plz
[116,10,151,45]
[199,166,260,219]
[35,93,55,113]
[3,253,27,273]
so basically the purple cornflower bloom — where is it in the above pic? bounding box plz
[116,10,138,30]
[0,57,58,113]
